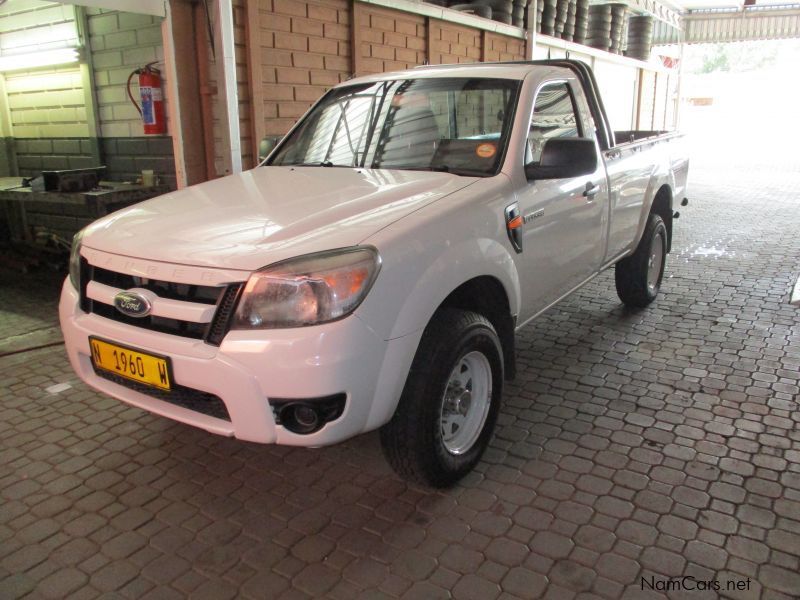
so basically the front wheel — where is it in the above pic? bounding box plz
[615,213,668,307]
[380,308,503,487]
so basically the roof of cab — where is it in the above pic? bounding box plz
[340,62,546,87]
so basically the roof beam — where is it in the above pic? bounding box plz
[616,0,682,28]
[681,3,800,43]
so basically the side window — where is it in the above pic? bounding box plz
[526,82,582,164]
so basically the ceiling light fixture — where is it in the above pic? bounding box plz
[0,47,80,72]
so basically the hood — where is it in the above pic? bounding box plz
[83,167,476,271]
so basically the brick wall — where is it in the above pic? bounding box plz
[485,32,526,61]
[253,0,351,138]
[250,1,528,145]
[430,21,482,64]
[358,5,426,74]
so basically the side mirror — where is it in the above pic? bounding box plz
[258,135,282,162]
[525,138,597,180]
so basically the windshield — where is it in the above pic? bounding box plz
[268,77,520,176]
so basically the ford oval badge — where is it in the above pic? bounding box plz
[114,291,152,318]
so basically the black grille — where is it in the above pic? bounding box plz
[81,263,244,345]
[96,369,231,421]
[92,301,209,339]
[92,266,221,304]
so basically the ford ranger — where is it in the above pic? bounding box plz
[60,60,689,486]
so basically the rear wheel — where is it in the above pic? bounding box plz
[615,213,667,307]
[380,308,503,487]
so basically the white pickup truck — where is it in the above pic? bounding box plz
[61,60,689,486]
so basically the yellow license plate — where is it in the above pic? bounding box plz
[89,337,172,391]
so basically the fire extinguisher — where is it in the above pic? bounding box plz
[126,62,166,135]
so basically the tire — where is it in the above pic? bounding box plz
[615,213,667,307]
[380,308,503,487]
[486,0,513,11]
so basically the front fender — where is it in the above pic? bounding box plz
[356,235,521,430]
[356,235,521,341]
[394,237,520,340]
[354,175,521,428]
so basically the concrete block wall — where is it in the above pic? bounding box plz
[85,8,167,139]
[0,2,177,187]
[0,0,78,55]
[1,1,90,178]
[1,1,86,153]
[13,138,96,176]
[4,67,89,139]
[101,136,176,188]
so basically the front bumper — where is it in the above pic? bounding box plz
[59,280,414,446]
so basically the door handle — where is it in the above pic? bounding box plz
[583,182,600,199]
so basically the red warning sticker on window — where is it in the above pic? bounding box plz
[476,143,497,158]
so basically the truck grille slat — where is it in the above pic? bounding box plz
[91,301,209,339]
[80,263,244,346]
[92,266,221,305]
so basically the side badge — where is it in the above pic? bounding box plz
[505,203,523,254]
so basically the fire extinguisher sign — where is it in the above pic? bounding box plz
[141,87,162,125]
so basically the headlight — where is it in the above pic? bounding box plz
[232,247,380,329]
[68,229,86,291]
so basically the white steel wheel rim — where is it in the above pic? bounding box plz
[440,351,492,455]
[647,231,664,294]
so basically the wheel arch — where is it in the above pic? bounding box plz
[650,184,673,252]
[630,178,673,256]
[436,275,517,381]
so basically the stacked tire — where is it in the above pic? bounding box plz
[554,0,570,37]
[512,0,528,28]
[536,0,545,33]
[561,0,577,42]
[448,2,493,19]
[573,0,589,44]
[487,0,513,24]
[608,3,628,55]
[625,15,654,61]
[540,0,557,35]
[586,3,612,51]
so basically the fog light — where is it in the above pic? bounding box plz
[270,393,346,435]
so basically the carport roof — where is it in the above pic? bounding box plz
[661,0,797,10]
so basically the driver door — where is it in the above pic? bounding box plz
[516,80,609,322]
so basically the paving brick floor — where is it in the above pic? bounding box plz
[1,156,799,600]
